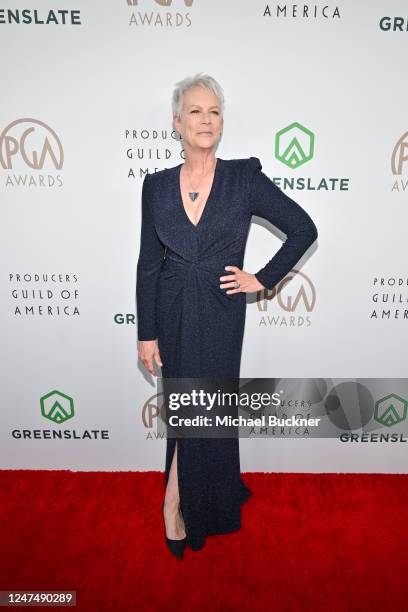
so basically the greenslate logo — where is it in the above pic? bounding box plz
[374,393,408,427]
[275,122,315,169]
[40,390,74,424]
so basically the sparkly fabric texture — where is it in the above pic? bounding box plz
[136,156,318,550]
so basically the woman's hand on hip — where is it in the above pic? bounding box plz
[138,339,163,375]
[219,266,265,294]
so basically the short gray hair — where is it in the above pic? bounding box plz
[172,73,225,120]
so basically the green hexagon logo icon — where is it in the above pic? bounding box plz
[275,122,315,169]
[40,389,74,424]
[374,393,408,427]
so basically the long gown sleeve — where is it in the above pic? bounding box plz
[136,173,165,341]
[248,157,318,291]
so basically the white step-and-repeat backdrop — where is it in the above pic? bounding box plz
[2,1,407,473]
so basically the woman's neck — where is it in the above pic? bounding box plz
[183,150,217,176]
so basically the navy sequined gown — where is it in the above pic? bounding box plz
[136,156,318,550]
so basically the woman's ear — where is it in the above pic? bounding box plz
[218,117,224,140]
[173,118,181,140]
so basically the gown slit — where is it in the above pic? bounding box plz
[164,439,189,542]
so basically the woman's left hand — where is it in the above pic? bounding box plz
[219,266,265,294]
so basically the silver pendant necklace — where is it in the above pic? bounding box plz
[184,160,217,203]
[189,191,199,202]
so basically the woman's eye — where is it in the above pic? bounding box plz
[190,110,219,114]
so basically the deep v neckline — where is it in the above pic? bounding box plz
[177,158,221,229]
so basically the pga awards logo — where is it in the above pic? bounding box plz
[0,118,64,187]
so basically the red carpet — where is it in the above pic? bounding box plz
[0,471,407,611]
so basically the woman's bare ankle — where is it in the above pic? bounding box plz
[165,511,186,540]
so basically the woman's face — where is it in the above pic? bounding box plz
[173,85,223,152]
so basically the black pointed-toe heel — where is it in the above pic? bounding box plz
[165,536,187,560]
[162,501,187,559]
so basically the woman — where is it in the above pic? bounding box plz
[136,73,318,558]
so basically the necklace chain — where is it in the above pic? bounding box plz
[183,159,217,202]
